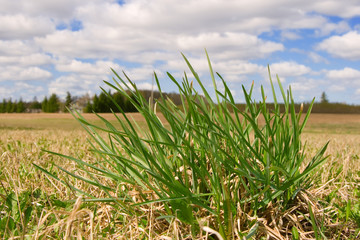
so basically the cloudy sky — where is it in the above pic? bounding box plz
[1,0,360,104]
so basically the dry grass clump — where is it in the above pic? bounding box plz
[305,133,360,238]
[0,125,359,239]
[0,129,89,238]
[0,129,179,239]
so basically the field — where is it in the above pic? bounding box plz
[1,112,360,239]
[1,112,360,133]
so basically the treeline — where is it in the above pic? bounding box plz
[0,90,183,113]
[83,91,138,113]
[232,92,360,114]
[83,90,183,113]
[41,94,60,113]
[233,102,360,114]
[307,102,360,114]
[0,99,26,113]
[0,93,63,113]
[2,89,360,114]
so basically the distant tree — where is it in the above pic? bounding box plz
[92,94,100,112]
[64,91,73,112]
[113,92,125,111]
[11,100,17,113]
[6,99,14,113]
[30,97,42,110]
[0,99,6,113]
[124,93,138,112]
[320,92,329,104]
[47,94,60,113]
[97,92,113,112]
[83,91,142,113]
[42,97,48,112]
[168,92,182,106]
[16,99,26,113]
[83,101,93,113]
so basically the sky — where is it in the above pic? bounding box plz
[1,0,360,104]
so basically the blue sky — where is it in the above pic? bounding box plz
[1,0,360,104]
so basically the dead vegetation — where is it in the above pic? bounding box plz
[0,118,359,239]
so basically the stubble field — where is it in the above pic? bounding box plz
[0,113,359,239]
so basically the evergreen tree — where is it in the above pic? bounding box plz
[124,94,138,112]
[320,92,329,104]
[92,94,100,112]
[64,91,73,112]
[48,94,60,113]
[83,101,93,113]
[42,97,48,112]
[0,99,6,113]
[113,92,125,112]
[30,97,42,110]
[98,92,111,112]
[11,100,17,113]
[6,99,13,113]
[83,91,142,113]
[16,99,26,113]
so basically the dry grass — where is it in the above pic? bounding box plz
[1,112,359,131]
[0,113,359,239]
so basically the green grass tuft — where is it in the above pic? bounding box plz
[35,52,332,238]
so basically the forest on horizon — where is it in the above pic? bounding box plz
[1,90,360,114]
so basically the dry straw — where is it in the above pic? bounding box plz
[31,51,360,238]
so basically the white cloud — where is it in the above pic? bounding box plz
[121,65,164,82]
[308,1,360,18]
[308,52,329,64]
[278,13,327,30]
[48,74,99,98]
[55,58,120,75]
[290,80,316,92]
[76,1,359,34]
[124,51,178,65]
[136,82,157,91]
[0,40,54,89]
[164,57,209,74]
[314,20,350,37]
[317,31,360,60]
[211,61,265,82]
[326,67,360,80]
[47,64,163,98]
[14,82,45,100]
[288,78,327,102]
[324,68,360,95]
[2,0,360,104]
[0,53,52,66]
[0,14,54,40]
[269,62,312,79]
[35,0,356,63]
[0,40,38,56]
[0,86,15,99]
[214,61,264,76]
[36,29,283,63]
[0,66,52,81]
[177,32,284,60]
[35,27,169,60]
[161,57,261,81]
[281,31,302,40]
[328,85,346,92]
[0,0,112,20]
